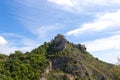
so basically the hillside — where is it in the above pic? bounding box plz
[0,34,120,80]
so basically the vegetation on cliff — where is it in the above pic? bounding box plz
[0,34,120,80]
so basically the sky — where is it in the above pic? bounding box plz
[0,0,120,64]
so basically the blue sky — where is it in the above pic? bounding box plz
[0,0,120,64]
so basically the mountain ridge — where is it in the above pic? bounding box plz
[0,34,120,80]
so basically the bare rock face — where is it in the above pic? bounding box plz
[51,56,72,70]
[48,34,67,52]
[75,44,87,51]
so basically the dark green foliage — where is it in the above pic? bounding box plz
[0,54,8,59]
[0,49,48,80]
[0,34,120,80]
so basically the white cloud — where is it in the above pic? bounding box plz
[12,0,66,40]
[0,36,8,45]
[30,24,65,40]
[83,34,120,64]
[84,34,120,52]
[48,0,120,13]
[48,0,77,7]
[91,50,120,64]
[0,33,39,55]
[33,26,58,37]
[0,39,38,55]
[67,10,120,36]
[0,45,18,54]
[20,38,39,52]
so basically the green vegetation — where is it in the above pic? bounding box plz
[0,34,120,80]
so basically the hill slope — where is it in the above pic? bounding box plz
[0,34,120,80]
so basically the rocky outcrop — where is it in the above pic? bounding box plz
[42,34,115,80]
[51,56,72,70]
[48,34,67,53]
[75,44,87,51]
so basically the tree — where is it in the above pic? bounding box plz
[9,51,23,59]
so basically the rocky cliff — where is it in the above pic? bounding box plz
[0,34,119,80]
